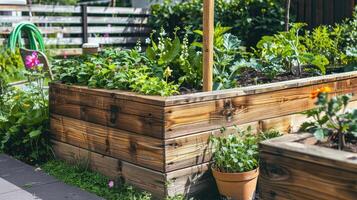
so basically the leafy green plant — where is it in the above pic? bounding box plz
[194,25,255,90]
[304,25,347,68]
[300,87,357,150]
[53,47,180,96]
[0,51,52,164]
[149,0,286,47]
[146,28,202,89]
[210,127,282,173]
[42,160,152,200]
[0,48,26,91]
[255,23,330,79]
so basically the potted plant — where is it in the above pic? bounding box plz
[209,128,281,200]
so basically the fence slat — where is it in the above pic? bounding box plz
[87,16,148,24]
[0,26,150,35]
[0,5,149,15]
[0,16,148,24]
[0,5,81,13]
[0,16,81,24]
[88,37,143,44]
[87,6,150,15]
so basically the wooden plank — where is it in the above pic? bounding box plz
[164,101,356,171]
[0,16,82,24]
[88,37,143,44]
[164,71,357,106]
[0,16,148,25]
[48,48,83,56]
[164,113,308,171]
[49,82,167,107]
[0,37,144,46]
[259,150,357,200]
[0,5,149,15]
[304,0,312,28]
[50,87,165,120]
[0,38,80,46]
[86,6,150,15]
[315,0,323,26]
[297,0,305,22]
[0,26,150,35]
[166,162,214,197]
[259,134,357,200]
[163,77,357,138]
[49,86,166,138]
[87,16,147,25]
[52,140,214,199]
[49,72,357,139]
[0,5,82,13]
[52,140,166,198]
[323,0,334,24]
[202,0,214,91]
[50,114,165,171]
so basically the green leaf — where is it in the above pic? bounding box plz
[313,129,326,141]
[29,130,41,138]
[162,37,181,63]
[145,47,156,61]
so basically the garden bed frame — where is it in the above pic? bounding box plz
[259,133,357,200]
[50,71,357,199]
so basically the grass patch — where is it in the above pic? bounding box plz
[42,160,152,200]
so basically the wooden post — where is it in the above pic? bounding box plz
[203,0,214,91]
[81,5,88,44]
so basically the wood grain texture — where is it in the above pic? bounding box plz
[50,72,357,139]
[259,134,357,200]
[164,76,357,138]
[50,72,357,198]
[51,114,164,171]
[52,141,213,199]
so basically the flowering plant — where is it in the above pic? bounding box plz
[301,86,357,150]
[25,52,41,70]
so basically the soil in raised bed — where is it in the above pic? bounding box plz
[298,135,357,153]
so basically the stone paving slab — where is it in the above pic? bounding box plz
[0,154,103,200]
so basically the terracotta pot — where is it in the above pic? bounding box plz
[212,167,259,200]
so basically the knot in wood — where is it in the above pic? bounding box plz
[144,115,154,126]
[109,105,120,124]
[222,99,237,122]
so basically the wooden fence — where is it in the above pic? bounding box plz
[0,2,356,56]
[292,0,356,29]
[0,5,150,56]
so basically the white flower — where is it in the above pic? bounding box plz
[145,38,151,44]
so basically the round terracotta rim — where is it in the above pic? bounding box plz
[211,166,259,182]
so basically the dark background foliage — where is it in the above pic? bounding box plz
[149,0,288,47]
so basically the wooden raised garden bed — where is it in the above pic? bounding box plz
[49,71,357,199]
[259,133,357,200]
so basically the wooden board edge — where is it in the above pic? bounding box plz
[259,134,357,172]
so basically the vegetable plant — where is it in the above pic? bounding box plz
[300,87,357,151]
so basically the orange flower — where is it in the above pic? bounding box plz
[310,86,332,99]
[320,86,332,93]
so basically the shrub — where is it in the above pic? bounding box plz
[149,0,287,47]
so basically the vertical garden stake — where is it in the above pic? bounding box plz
[203,0,214,91]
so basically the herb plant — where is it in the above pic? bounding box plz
[210,127,282,173]
[300,87,357,151]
